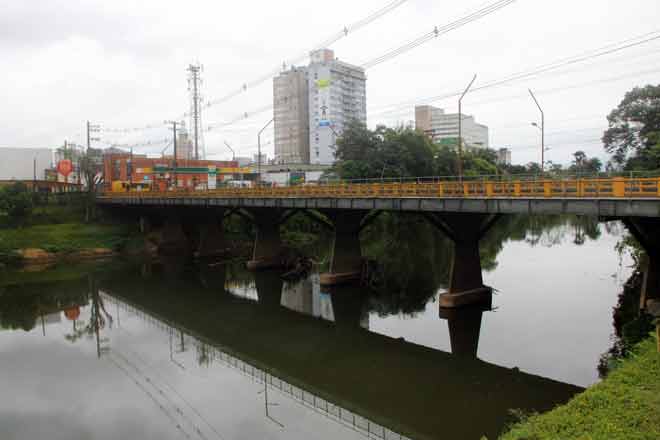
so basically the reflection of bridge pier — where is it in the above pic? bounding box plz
[440,299,491,358]
[198,263,227,291]
[99,269,583,440]
[254,270,284,308]
[425,213,499,308]
[622,218,660,309]
[322,284,369,329]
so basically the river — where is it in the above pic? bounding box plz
[0,215,633,440]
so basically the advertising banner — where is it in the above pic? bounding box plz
[207,166,217,190]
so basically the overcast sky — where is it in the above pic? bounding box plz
[2,0,659,165]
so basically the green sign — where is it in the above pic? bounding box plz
[437,137,459,146]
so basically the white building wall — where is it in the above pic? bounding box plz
[308,50,366,165]
[0,147,52,180]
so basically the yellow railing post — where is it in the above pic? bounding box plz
[543,181,552,197]
[438,182,444,197]
[613,177,625,197]
[514,182,521,197]
[486,182,494,197]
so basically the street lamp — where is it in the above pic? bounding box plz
[458,74,477,182]
[528,89,545,173]
[257,118,274,184]
[223,141,235,161]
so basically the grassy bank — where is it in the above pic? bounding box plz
[0,223,129,254]
[499,335,660,440]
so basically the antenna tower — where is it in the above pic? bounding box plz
[187,63,205,160]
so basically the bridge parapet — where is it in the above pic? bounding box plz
[99,176,660,200]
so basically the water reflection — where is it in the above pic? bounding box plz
[1,261,582,440]
[1,214,624,440]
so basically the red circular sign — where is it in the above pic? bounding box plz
[57,159,73,177]
[64,306,80,321]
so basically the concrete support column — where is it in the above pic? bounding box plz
[139,215,151,234]
[247,209,283,270]
[426,213,499,308]
[623,218,660,309]
[320,210,366,286]
[158,215,191,257]
[197,209,226,258]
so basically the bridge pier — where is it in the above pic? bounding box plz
[320,210,367,286]
[623,218,660,309]
[247,209,284,270]
[158,215,191,256]
[426,213,499,308]
[139,214,151,234]
[197,210,226,258]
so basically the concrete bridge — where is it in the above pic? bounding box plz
[97,264,583,440]
[97,176,660,309]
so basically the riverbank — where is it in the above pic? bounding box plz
[0,222,129,265]
[499,334,660,440]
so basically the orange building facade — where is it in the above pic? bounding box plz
[103,153,248,192]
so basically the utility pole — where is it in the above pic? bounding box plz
[187,64,203,160]
[528,89,545,173]
[86,121,101,153]
[63,140,68,184]
[165,121,178,188]
[257,118,273,185]
[129,147,133,187]
[85,121,101,189]
[33,156,37,193]
[458,74,477,182]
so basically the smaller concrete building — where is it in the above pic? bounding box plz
[497,148,512,165]
[415,105,489,149]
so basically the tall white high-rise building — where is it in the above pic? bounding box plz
[308,49,366,164]
[273,49,366,166]
[415,105,489,149]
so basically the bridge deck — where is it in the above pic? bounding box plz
[97,177,660,217]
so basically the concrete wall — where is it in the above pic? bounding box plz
[273,67,310,164]
[0,147,52,180]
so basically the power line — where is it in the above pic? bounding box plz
[372,63,660,121]
[201,0,409,111]
[202,0,518,131]
[368,32,660,119]
[361,0,517,69]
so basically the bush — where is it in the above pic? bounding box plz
[0,183,34,226]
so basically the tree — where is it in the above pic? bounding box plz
[79,148,104,222]
[569,150,602,173]
[332,121,436,180]
[573,150,587,170]
[0,182,34,226]
[331,121,501,180]
[603,84,660,170]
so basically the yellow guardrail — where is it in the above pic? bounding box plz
[101,177,660,199]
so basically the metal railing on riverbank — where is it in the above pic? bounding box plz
[101,175,660,199]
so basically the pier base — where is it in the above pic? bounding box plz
[320,210,366,286]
